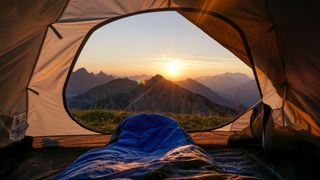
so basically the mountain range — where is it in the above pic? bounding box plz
[66,68,260,111]
[67,74,237,116]
[196,72,260,107]
[218,80,260,108]
[196,72,251,92]
[66,68,114,97]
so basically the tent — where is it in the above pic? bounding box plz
[1,0,320,178]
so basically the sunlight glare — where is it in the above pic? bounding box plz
[161,58,185,80]
[167,62,178,76]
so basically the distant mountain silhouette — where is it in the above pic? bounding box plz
[175,78,230,107]
[196,73,260,108]
[196,72,251,92]
[67,75,237,116]
[219,80,260,108]
[66,68,114,97]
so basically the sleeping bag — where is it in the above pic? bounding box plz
[54,114,256,179]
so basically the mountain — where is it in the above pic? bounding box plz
[196,73,260,108]
[67,78,139,109]
[96,71,114,82]
[66,68,114,97]
[127,74,152,81]
[68,75,237,116]
[67,70,260,110]
[219,80,260,108]
[196,72,251,92]
[175,78,230,107]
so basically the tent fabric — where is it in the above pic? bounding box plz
[60,0,169,22]
[176,0,320,143]
[0,0,68,147]
[1,0,320,148]
[214,108,254,132]
[26,20,106,136]
[24,0,260,138]
[54,114,254,179]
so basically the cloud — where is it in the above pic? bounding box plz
[145,56,241,70]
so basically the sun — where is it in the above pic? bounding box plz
[165,61,181,80]
[158,57,184,80]
[167,62,178,76]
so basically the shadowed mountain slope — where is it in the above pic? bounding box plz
[68,75,237,116]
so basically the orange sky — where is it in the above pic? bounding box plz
[75,11,253,81]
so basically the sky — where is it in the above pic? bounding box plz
[75,11,253,81]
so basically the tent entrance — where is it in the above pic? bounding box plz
[64,11,261,134]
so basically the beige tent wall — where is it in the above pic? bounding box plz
[27,0,259,137]
[177,11,250,67]
[26,0,171,136]
[27,20,107,136]
[255,68,282,110]
[267,0,320,111]
[60,0,169,22]
[0,32,45,116]
[23,0,297,137]
[0,1,68,147]
[0,0,67,116]
[175,0,320,142]
[215,109,253,132]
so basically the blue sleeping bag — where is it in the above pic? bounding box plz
[54,114,228,179]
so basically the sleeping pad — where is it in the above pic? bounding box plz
[54,114,256,179]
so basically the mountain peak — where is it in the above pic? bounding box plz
[96,71,112,78]
[150,74,164,81]
[75,67,89,74]
[219,72,251,81]
[144,74,166,87]
[97,71,105,75]
[185,78,197,82]
[67,68,114,97]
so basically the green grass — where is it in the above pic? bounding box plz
[71,109,236,133]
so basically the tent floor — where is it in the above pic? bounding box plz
[1,143,320,180]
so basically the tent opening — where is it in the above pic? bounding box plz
[65,11,260,134]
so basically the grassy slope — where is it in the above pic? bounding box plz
[71,109,236,133]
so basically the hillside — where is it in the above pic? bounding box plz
[67,75,237,116]
[67,78,138,109]
[175,78,230,107]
